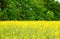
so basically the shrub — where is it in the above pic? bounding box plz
[0,0,60,20]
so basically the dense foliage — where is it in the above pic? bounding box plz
[0,0,60,20]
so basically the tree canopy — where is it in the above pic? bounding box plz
[0,0,60,20]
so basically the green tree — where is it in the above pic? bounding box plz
[0,0,60,20]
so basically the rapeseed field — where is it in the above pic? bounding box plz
[0,21,60,39]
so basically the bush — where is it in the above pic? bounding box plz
[0,0,60,20]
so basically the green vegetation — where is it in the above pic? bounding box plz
[0,0,60,20]
[0,26,60,39]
